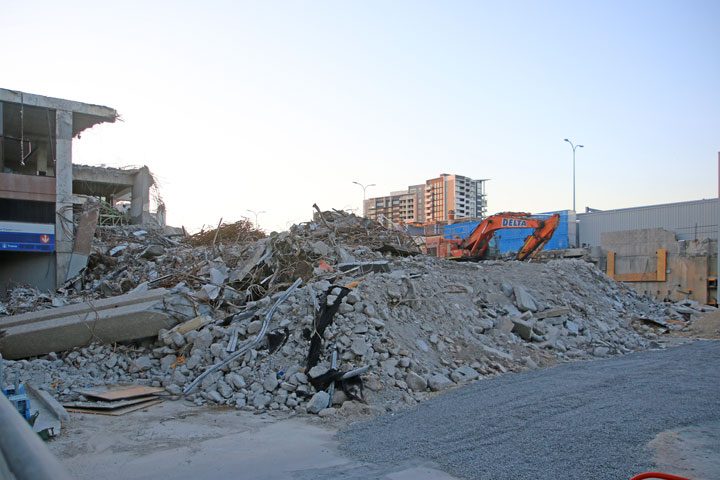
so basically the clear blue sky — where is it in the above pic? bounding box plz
[3,1,719,231]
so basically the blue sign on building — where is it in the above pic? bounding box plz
[0,222,55,252]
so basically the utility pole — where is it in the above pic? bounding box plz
[352,181,375,217]
[246,209,265,229]
[564,139,584,212]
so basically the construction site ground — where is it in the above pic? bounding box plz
[48,338,719,480]
[2,212,718,479]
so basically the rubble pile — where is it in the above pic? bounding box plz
[0,210,711,418]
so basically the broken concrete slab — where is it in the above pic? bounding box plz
[513,285,538,312]
[535,307,571,319]
[511,318,535,341]
[66,207,100,279]
[0,288,174,359]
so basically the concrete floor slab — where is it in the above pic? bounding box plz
[48,401,457,480]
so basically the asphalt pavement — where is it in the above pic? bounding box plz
[338,340,720,480]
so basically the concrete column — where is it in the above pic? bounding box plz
[55,110,73,287]
[0,102,4,171]
[130,166,153,224]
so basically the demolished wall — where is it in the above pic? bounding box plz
[601,228,717,304]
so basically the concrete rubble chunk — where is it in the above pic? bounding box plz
[513,285,538,312]
[351,338,369,356]
[406,371,428,391]
[262,374,279,392]
[141,245,165,259]
[209,267,228,286]
[307,391,331,414]
[247,320,263,335]
[451,366,480,383]
[428,374,453,392]
[565,320,580,335]
[308,366,328,378]
[511,318,535,341]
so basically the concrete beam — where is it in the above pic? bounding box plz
[0,88,115,121]
[0,101,3,171]
[0,288,175,359]
[0,172,56,202]
[72,164,136,187]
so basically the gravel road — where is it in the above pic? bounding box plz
[338,340,720,480]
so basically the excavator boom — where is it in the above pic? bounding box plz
[457,212,560,260]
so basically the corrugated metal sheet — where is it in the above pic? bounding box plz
[578,198,719,246]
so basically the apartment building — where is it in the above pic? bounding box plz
[363,174,488,225]
[425,174,487,222]
[363,190,418,225]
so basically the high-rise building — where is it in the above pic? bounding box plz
[425,174,487,222]
[363,174,488,225]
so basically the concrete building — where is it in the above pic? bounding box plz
[0,88,155,294]
[364,174,488,225]
[73,164,156,225]
[577,198,718,305]
[408,184,426,222]
[364,190,419,225]
[425,174,487,222]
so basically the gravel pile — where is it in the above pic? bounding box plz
[337,340,720,480]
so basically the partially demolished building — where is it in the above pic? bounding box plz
[0,88,156,293]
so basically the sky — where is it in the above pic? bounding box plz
[2,1,719,232]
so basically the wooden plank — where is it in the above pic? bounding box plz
[608,249,667,283]
[607,252,615,278]
[63,396,155,410]
[657,248,667,282]
[76,385,164,401]
[65,399,161,416]
[615,272,660,282]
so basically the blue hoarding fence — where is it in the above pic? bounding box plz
[443,211,570,253]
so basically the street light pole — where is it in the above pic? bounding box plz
[352,181,375,216]
[246,209,266,229]
[564,139,584,212]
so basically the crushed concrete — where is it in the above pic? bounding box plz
[0,209,714,419]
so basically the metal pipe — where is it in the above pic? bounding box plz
[0,389,73,480]
[184,277,303,394]
[327,345,338,408]
[20,93,24,166]
[339,365,370,380]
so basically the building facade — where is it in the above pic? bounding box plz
[364,173,488,225]
[425,174,487,222]
[0,88,156,294]
[363,190,418,225]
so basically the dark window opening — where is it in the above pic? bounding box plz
[0,198,55,223]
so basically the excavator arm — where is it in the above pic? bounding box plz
[458,212,560,260]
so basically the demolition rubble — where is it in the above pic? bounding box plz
[0,210,713,418]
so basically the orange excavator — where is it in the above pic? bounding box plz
[427,212,561,261]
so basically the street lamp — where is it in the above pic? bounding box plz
[246,209,266,229]
[352,181,375,216]
[564,139,584,212]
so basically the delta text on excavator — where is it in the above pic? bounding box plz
[425,212,561,261]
